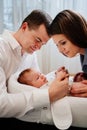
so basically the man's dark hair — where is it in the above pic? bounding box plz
[21,10,52,35]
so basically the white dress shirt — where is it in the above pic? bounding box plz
[0,30,50,117]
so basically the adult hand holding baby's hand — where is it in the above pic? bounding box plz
[55,66,69,80]
[49,68,69,102]
[70,81,87,97]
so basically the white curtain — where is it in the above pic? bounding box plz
[0,0,87,74]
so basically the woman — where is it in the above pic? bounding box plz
[50,9,87,97]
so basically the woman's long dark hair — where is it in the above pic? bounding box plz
[50,10,87,48]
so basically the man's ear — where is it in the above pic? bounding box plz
[21,22,28,30]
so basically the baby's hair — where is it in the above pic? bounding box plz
[73,72,87,82]
[17,68,32,85]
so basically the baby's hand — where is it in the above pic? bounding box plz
[55,66,69,75]
[56,70,69,81]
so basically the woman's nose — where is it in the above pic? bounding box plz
[59,46,65,53]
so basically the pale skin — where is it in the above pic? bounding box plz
[52,34,87,97]
[22,68,48,88]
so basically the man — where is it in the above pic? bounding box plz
[0,9,69,118]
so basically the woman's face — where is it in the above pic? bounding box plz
[52,34,81,58]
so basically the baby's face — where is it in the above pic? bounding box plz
[27,69,48,88]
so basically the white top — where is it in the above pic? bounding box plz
[0,30,50,117]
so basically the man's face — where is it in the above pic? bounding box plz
[20,23,50,54]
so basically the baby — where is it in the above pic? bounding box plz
[17,68,48,88]
[17,67,69,88]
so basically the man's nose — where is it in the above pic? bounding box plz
[35,43,42,50]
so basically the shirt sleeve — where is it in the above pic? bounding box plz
[0,67,50,117]
[0,89,50,117]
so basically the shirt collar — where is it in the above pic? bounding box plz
[2,29,22,55]
[2,30,21,49]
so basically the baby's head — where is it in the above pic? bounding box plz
[73,72,87,82]
[17,68,48,88]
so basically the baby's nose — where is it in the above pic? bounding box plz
[41,74,45,79]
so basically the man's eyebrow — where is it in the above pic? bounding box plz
[36,37,46,45]
[36,37,42,42]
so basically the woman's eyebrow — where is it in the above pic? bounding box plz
[58,39,65,43]
[34,73,39,80]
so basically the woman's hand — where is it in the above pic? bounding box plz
[70,81,87,97]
